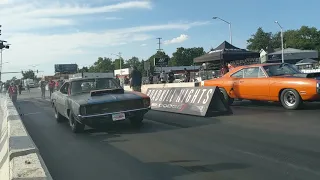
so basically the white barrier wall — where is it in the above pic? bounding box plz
[0,95,52,180]
[124,82,195,94]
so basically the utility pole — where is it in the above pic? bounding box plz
[275,21,284,63]
[156,38,162,52]
[0,25,10,82]
[111,52,122,74]
[118,52,122,74]
[156,38,163,72]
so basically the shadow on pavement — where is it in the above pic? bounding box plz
[232,100,320,110]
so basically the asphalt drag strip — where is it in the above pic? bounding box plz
[14,96,320,180]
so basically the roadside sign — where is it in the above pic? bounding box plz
[144,61,150,71]
[154,57,169,66]
[146,86,231,116]
[54,64,78,73]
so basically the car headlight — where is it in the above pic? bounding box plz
[317,83,320,88]
[80,106,86,115]
[143,98,150,107]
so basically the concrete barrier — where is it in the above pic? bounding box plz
[124,82,195,94]
[0,95,52,180]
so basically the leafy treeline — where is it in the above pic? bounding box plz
[18,25,320,79]
[80,47,206,76]
[246,26,320,52]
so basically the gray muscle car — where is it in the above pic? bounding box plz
[51,77,150,133]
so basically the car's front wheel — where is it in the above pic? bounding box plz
[68,112,85,133]
[280,89,302,110]
[54,106,66,123]
[219,88,234,105]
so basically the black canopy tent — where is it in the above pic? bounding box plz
[193,41,260,64]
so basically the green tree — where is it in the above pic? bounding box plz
[125,56,140,68]
[247,27,273,51]
[21,70,36,79]
[247,26,320,52]
[170,47,205,66]
[89,57,114,72]
[284,26,320,51]
[113,58,125,70]
[79,66,89,73]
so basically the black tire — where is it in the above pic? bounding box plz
[68,112,85,133]
[280,89,302,110]
[219,88,234,105]
[54,106,65,123]
[130,115,143,128]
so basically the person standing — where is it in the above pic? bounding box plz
[130,66,142,92]
[148,73,153,84]
[8,83,18,102]
[184,68,190,82]
[48,79,56,98]
[26,84,30,93]
[40,80,46,98]
[18,83,22,95]
[159,70,168,83]
[168,70,175,83]
[115,74,121,86]
[220,63,229,76]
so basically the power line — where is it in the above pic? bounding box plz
[156,37,162,52]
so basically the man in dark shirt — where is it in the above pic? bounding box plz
[40,80,46,98]
[168,70,175,83]
[130,66,142,92]
[184,68,190,82]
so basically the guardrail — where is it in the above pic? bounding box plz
[0,94,52,180]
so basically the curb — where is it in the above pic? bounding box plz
[1,95,53,180]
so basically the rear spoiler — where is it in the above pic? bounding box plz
[90,88,124,96]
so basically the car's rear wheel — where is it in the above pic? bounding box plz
[69,112,85,133]
[54,106,66,123]
[280,89,302,110]
[219,88,234,105]
[130,115,143,128]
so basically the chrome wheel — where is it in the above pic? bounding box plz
[283,90,296,107]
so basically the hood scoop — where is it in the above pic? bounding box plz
[90,88,124,97]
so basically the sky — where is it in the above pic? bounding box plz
[0,0,319,81]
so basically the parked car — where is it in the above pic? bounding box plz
[202,63,320,110]
[51,73,151,133]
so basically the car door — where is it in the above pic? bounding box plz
[229,69,244,99]
[240,67,270,100]
[56,82,70,117]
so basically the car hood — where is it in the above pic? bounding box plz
[70,91,144,105]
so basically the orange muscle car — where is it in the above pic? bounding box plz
[202,63,320,110]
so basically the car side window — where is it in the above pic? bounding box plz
[258,68,267,78]
[243,67,259,78]
[231,69,244,78]
[60,82,69,94]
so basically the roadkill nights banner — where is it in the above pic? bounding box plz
[146,87,222,116]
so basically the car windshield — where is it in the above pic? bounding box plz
[71,78,121,95]
[263,63,301,76]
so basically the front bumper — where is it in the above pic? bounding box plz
[77,107,150,124]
